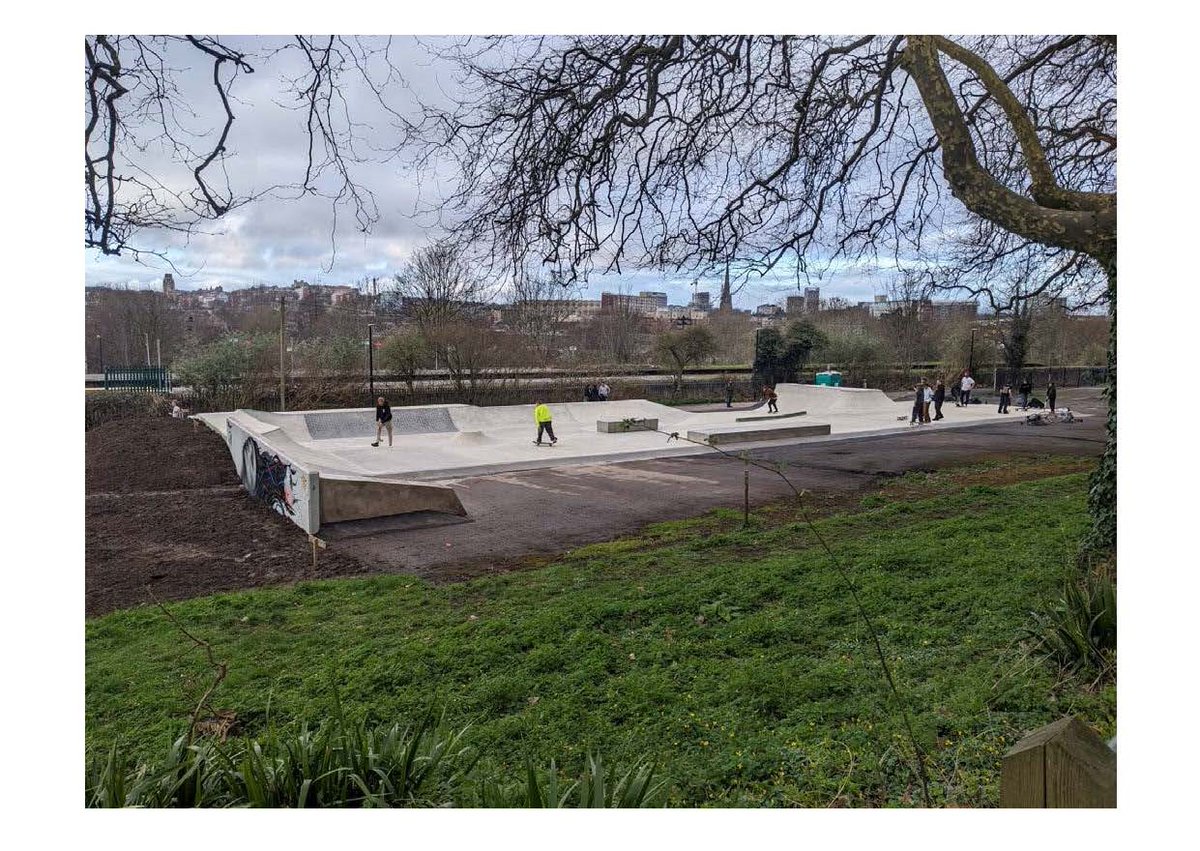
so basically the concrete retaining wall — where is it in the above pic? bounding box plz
[318,476,467,524]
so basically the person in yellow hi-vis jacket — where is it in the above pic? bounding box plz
[533,401,557,445]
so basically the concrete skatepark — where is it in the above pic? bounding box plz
[195,384,1023,535]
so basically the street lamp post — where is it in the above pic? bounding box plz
[368,324,375,400]
[968,328,976,376]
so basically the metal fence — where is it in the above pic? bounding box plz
[103,366,173,392]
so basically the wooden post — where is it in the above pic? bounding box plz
[309,535,326,569]
[743,460,750,528]
[1000,716,1116,808]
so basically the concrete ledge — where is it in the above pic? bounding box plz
[597,417,658,433]
[735,410,807,422]
[687,423,831,445]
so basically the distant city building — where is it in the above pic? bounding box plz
[920,300,979,321]
[162,273,176,296]
[785,286,822,315]
[859,294,978,321]
[754,303,784,318]
[600,291,665,315]
[804,286,821,314]
[690,290,712,310]
[330,286,359,306]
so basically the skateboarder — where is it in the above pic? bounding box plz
[372,396,393,447]
[1018,377,1033,410]
[1047,381,1057,412]
[533,401,557,445]
[910,383,924,425]
[922,380,933,423]
[724,380,734,408]
[998,384,1012,414]
[764,386,779,413]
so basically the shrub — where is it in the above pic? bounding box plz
[85,713,667,808]
[1024,571,1116,682]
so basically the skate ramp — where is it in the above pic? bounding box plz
[773,384,898,416]
[196,410,468,536]
[305,406,459,439]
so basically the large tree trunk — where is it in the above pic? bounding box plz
[1085,260,1117,553]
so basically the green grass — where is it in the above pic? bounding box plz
[86,470,1114,807]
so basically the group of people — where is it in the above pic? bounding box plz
[997,379,1056,414]
[907,371,1061,422]
[909,370,980,424]
[583,382,611,402]
[910,378,948,425]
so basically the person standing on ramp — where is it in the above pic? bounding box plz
[372,396,393,447]
[533,401,557,445]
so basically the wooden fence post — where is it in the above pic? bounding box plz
[1000,716,1116,808]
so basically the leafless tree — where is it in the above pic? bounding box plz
[426,34,1116,546]
[389,239,494,332]
[85,285,184,368]
[592,285,648,364]
[879,270,936,366]
[84,35,415,261]
[654,325,717,390]
[508,268,581,366]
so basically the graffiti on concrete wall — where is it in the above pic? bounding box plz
[239,436,297,517]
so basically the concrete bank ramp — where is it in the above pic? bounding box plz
[304,406,459,439]
[774,384,899,416]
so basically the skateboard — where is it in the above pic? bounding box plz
[532,441,558,447]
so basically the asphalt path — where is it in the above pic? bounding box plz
[335,388,1106,581]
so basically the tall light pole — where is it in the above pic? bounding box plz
[968,327,976,376]
[96,334,103,373]
[368,323,375,400]
[279,294,287,411]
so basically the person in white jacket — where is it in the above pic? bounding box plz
[958,372,976,407]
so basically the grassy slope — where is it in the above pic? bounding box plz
[86,464,1114,807]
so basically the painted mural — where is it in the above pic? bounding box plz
[240,436,297,517]
[226,418,319,534]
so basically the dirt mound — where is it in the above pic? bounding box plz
[86,417,240,494]
[85,416,368,617]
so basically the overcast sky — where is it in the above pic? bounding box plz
[84,36,931,309]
